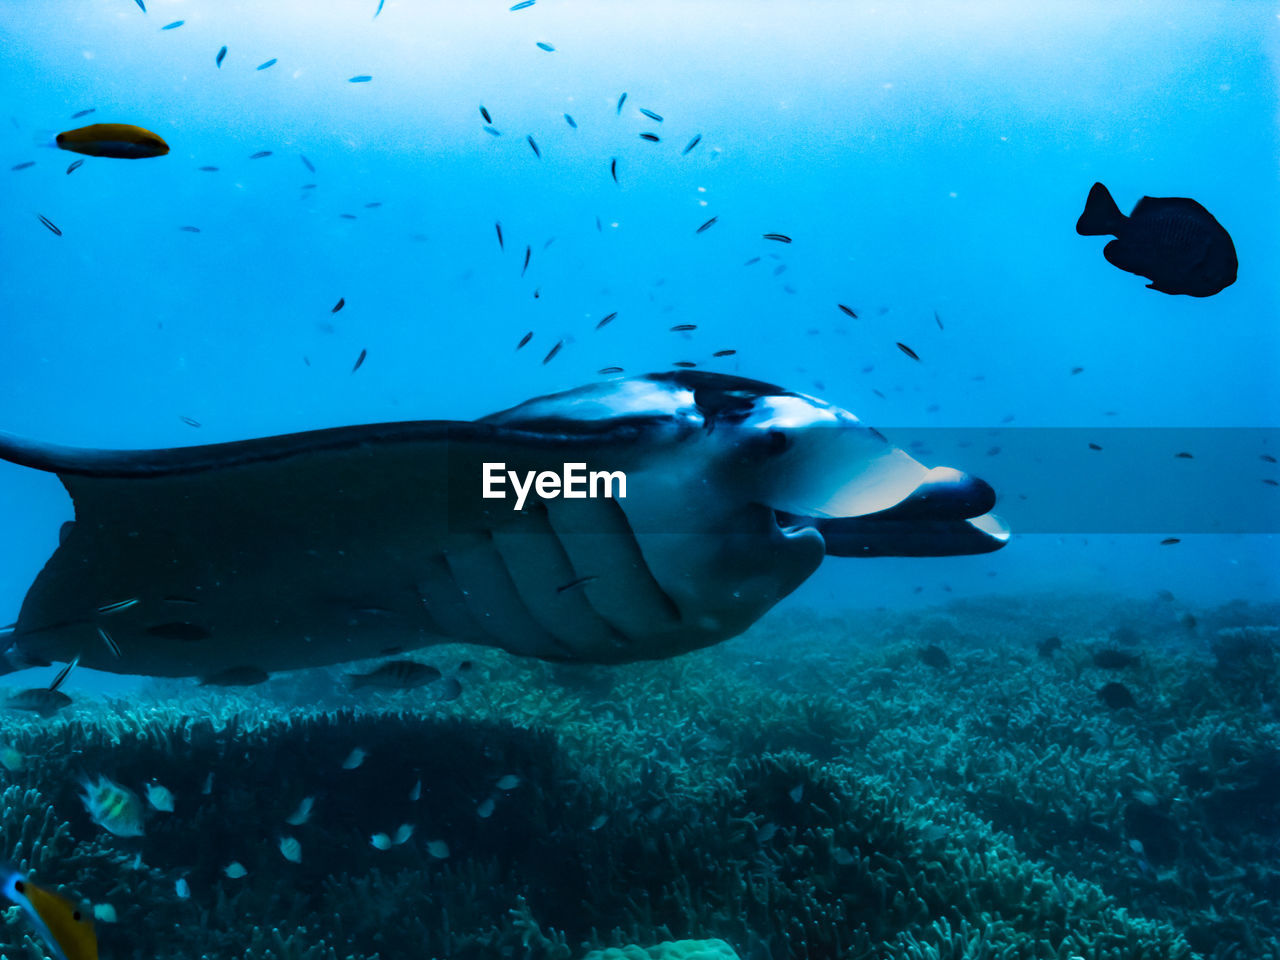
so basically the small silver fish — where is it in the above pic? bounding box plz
[145,780,174,812]
[223,862,247,879]
[278,836,302,863]
[426,840,450,859]
[285,795,314,826]
[342,747,367,770]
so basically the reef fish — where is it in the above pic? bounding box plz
[55,124,168,160]
[80,775,145,837]
[1076,182,1237,297]
[0,373,1007,677]
[346,659,442,690]
[1,867,97,960]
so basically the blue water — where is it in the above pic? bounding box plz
[0,0,1276,674]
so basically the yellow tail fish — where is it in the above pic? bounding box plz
[55,123,169,159]
[1,867,98,960]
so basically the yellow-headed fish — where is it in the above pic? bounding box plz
[1,866,98,960]
[55,123,169,159]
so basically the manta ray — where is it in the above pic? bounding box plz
[0,372,1007,679]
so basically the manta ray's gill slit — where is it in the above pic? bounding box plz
[542,496,682,649]
[440,526,578,659]
[492,501,635,657]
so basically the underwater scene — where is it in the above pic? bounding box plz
[0,0,1278,957]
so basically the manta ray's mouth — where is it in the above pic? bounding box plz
[775,467,1011,558]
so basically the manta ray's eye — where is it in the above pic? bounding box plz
[693,386,757,423]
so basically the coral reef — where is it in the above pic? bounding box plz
[0,593,1272,959]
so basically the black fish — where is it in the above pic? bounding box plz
[249,150,272,159]
[178,226,201,233]
[346,659,441,690]
[639,108,663,122]
[564,113,576,128]
[682,134,701,154]
[1174,452,1193,459]
[598,366,623,374]
[180,416,202,427]
[596,312,617,329]
[134,0,145,10]
[673,361,696,368]
[616,92,627,114]
[495,221,504,250]
[639,133,659,142]
[762,233,792,243]
[340,213,357,219]
[146,621,211,641]
[610,158,618,183]
[216,45,227,67]
[1088,442,1102,451]
[37,214,61,236]
[712,349,736,357]
[542,340,563,364]
[934,310,943,330]
[198,166,219,172]
[510,0,535,8]
[1092,648,1138,669]
[300,154,315,172]
[1262,454,1277,464]
[837,304,857,318]
[556,575,598,594]
[670,324,696,332]
[522,245,531,276]
[527,135,540,158]
[536,42,555,51]
[332,297,345,313]
[1098,681,1136,710]
[1160,537,1180,545]
[696,216,717,234]
[365,201,381,208]
[743,257,760,266]
[1076,182,1237,297]
[352,348,367,373]
[1071,366,1084,375]
[200,665,269,687]
[10,161,34,171]
[480,105,492,124]
[516,331,532,350]
[71,108,96,118]
[483,126,501,137]
[919,644,949,669]
[1037,636,1062,658]
[897,342,920,361]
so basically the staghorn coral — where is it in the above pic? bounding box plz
[0,595,1271,959]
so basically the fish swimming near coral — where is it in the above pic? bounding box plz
[80,775,146,837]
[4,654,77,717]
[346,659,442,690]
[0,372,1006,678]
[1091,648,1139,669]
[56,123,169,159]
[1,866,97,960]
[1075,182,1237,297]
[1097,681,1137,710]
